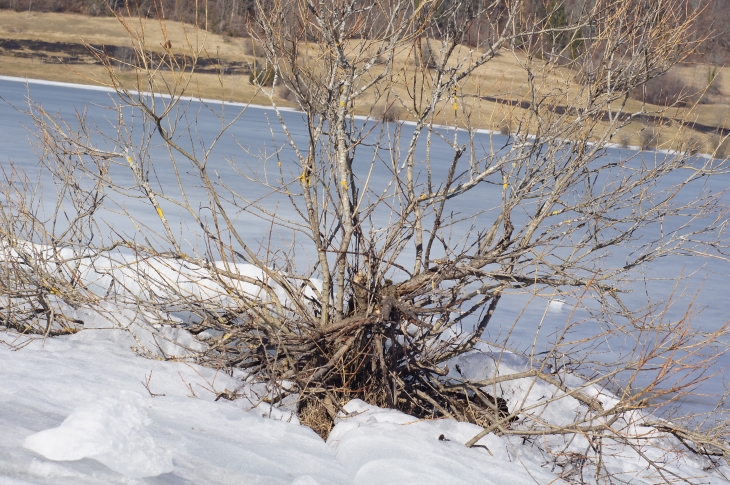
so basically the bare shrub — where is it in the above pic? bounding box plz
[371,104,399,122]
[632,72,694,106]
[249,61,275,86]
[242,37,263,57]
[14,0,730,482]
[242,37,254,56]
[709,133,730,159]
[639,125,658,150]
[276,84,295,101]
[682,133,703,156]
[706,65,723,97]
[413,38,437,69]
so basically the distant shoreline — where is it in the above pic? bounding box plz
[0,75,719,160]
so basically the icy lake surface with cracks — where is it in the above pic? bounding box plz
[1,77,730,484]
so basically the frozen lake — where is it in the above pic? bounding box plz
[1,76,728,417]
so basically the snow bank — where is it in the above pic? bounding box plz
[0,325,573,485]
[328,399,559,485]
[23,392,172,478]
[0,239,323,319]
[0,331,347,484]
[2,326,729,484]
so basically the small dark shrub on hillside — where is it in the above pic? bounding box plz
[709,133,730,159]
[639,127,658,150]
[700,68,724,103]
[372,104,398,123]
[242,38,265,57]
[682,135,702,156]
[249,62,275,87]
[632,73,694,107]
[276,84,295,102]
[414,40,437,69]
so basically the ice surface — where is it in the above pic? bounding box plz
[23,392,172,478]
[2,76,730,485]
[290,476,322,485]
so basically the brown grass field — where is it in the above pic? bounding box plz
[0,9,728,155]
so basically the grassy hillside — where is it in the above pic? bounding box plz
[0,9,727,155]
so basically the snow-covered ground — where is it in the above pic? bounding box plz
[1,326,557,485]
[2,320,728,484]
[0,328,347,485]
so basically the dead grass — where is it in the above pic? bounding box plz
[0,54,276,105]
[0,10,249,59]
[297,397,334,440]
